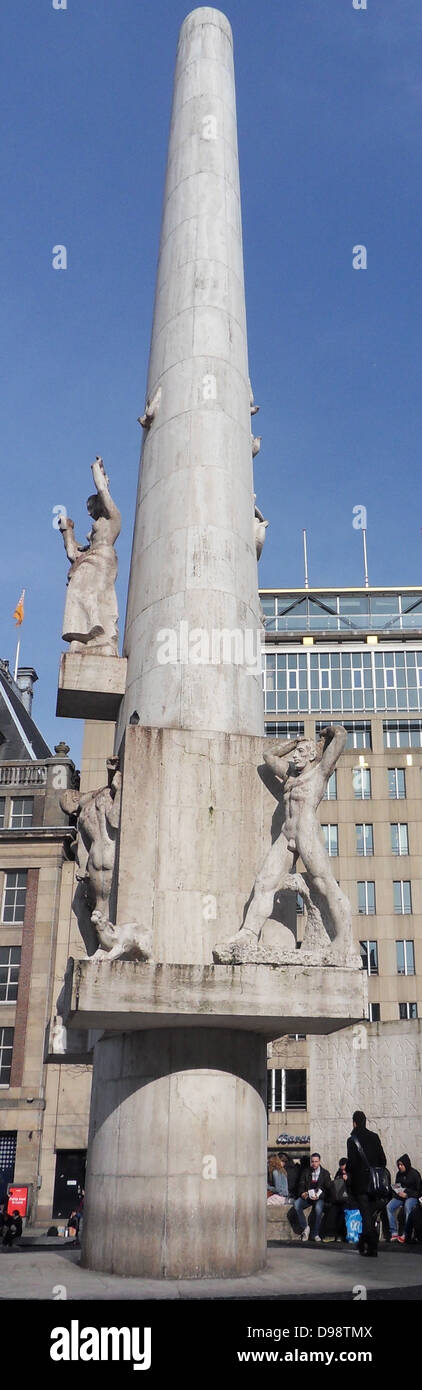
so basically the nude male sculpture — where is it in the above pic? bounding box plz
[215,725,354,959]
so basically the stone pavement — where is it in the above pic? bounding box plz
[0,1242,421,1301]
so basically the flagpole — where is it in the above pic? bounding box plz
[14,639,21,682]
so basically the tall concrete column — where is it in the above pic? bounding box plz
[117,6,263,741]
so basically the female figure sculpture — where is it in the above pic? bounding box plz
[58,457,121,656]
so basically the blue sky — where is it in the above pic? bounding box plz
[1,0,421,763]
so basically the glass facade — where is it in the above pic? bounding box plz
[261,590,422,635]
[263,648,422,716]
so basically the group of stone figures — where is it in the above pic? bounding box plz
[61,729,356,966]
[57,442,355,966]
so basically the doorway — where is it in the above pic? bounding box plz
[53,1150,86,1220]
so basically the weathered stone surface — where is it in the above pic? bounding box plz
[309,1021,422,1176]
[81,1028,267,1278]
[56,652,127,719]
[61,957,367,1038]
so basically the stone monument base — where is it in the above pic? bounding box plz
[56,652,127,720]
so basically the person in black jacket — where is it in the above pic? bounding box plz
[2,1210,23,1248]
[387,1154,421,1242]
[294,1152,332,1241]
[347,1110,387,1257]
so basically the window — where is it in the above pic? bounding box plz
[360,940,378,975]
[267,1069,307,1111]
[287,1034,306,1041]
[388,768,406,799]
[384,720,422,749]
[322,824,338,856]
[368,1003,380,1022]
[0,1028,13,1085]
[399,1003,418,1020]
[2,871,27,923]
[323,771,337,801]
[316,721,372,750]
[396,940,415,975]
[393,881,412,914]
[319,669,331,691]
[296,893,304,915]
[10,798,34,829]
[0,1131,17,1186]
[288,670,298,691]
[0,798,5,828]
[0,947,21,1002]
[358,881,376,915]
[353,767,371,800]
[391,824,409,856]
[264,722,305,740]
[356,824,374,856]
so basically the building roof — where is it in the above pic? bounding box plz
[0,664,52,761]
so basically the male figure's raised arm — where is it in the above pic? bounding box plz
[263,737,299,781]
[319,725,347,778]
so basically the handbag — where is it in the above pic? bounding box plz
[351,1135,390,1199]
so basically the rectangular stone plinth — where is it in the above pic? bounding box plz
[56,653,127,719]
[61,958,366,1040]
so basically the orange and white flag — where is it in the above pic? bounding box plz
[13,589,25,626]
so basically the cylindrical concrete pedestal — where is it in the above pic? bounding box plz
[82,1028,267,1278]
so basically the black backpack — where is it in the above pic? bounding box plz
[352,1135,390,1200]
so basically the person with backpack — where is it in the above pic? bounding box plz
[346,1109,388,1257]
[387,1154,421,1243]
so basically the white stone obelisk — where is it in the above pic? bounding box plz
[83,8,268,1280]
[117,5,263,743]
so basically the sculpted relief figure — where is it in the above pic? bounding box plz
[61,758,122,953]
[214,726,356,964]
[58,456,121,656]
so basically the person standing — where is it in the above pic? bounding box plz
[347,1110,387,1257]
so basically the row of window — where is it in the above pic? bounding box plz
[264,719,422,750]
[0,798,34,829]
[321,822,411,856]
[297,879,414,915]
[359,939,416,975]
[264,652,422,715]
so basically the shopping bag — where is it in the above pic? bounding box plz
[345,1208,362,1244]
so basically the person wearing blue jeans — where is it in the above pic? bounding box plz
[294,1152,332,1242]
[387,1154,421,1242]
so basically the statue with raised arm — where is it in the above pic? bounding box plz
[58,456,121,656]
[213,726,355,963]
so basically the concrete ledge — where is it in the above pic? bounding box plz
[56,653,127,719]
[60,957,366,1039]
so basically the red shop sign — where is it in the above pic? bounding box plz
[7,1186,28,1217]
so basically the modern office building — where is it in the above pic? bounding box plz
[262,587,422,1167]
